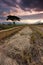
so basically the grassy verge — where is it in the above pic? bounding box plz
[0,26,24,40]
[0,23,26,30]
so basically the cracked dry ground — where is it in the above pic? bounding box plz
[0,26,43,65]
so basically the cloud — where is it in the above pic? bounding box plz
[0,0,43,21]
[1,0,43,11]
[2,0,16,7]
[16,0,21,3]
[20,0,43,11]
[21,13,43,20]
[0,0,43,13]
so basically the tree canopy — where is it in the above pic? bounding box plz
[6,15,21,21]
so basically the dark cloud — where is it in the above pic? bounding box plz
[2,0,16,7]
[0,0,17,17]
[20,0,43,11]
[0,0,20,14]
[0,0,43,19]
[0,0,43,12]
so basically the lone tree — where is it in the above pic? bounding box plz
[6,15,21,24]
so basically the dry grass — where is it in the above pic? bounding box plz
[29,24,43,65]
[0,26,24,40]
[0,25,43,65]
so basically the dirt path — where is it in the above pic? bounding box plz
[0,26,33,65]
[0,25,43,65]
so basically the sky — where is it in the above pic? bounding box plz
[0,0,43,23]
